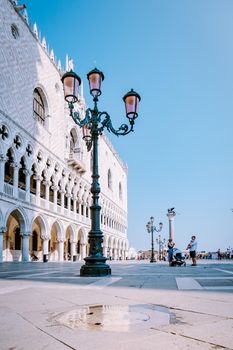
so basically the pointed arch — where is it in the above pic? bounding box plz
[31,214,49,240]
[5,206,29,233]
[51,219,64,241]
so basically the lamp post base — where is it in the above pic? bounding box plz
[150,258,156,263]
[80,256,111,277]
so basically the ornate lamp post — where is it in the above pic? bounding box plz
[156,234,166,261]
[146,217,163,263]
[61,68,141,277]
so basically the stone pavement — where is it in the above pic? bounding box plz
[0,260,233,350]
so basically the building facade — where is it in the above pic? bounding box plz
[0,0,129,262]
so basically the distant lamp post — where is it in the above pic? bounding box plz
[156,235,166,261]
[146,216,163,263]
[61,68,141,277]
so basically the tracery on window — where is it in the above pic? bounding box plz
[33,88,45,125]
[108,169,112,189]
[119,182,123,200]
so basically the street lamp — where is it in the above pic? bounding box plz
[61,68,141,277]
[156,235,166,261]
[146,216,163,263]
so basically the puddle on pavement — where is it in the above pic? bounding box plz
[50,304,176,332]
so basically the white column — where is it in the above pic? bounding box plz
[81,243,86,260]
[35,176,41,205]
[0,227,6,262]
[25,170,31,202]
[115,249,118,260]
[44,181,50,209]
[109,248,113,260]
[70,240,77,261]
[57,240,64,261]
[52,185,58,212]
[73,197,77,213]
[13,163,19,197]
[0,155,6,193]
[60,191,65,214]
[22,232,30,262]
[42,239,49,255]
[167,212,176,240]
[103,246,108,257]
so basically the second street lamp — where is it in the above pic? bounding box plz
[156,235,166,261]
[61,67,141,277]
[146,216,163,263]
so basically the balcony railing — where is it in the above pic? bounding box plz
[18,188,26,201]
[3,183,94,229]
[67,148,86,173]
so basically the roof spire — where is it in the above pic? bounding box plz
[41,37,47,50]
[22,8,28,23]
[65,54,69,71]
[57,59,62,71]
[50,49,55,62]
[33,23,38,39]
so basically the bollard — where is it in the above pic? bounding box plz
[43,254,48,263]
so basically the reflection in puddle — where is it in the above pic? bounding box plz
[51,304,176,332]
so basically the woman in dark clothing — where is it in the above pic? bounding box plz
[168,239,175,266]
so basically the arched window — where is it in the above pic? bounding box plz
[77,241,80,254]
[30,164,37,194]
[64,185,68,209]
[49,176,54,202]
[57,181,62,206]
[4,149,14,185]
[18,157,26,190]
[70,128,78,153]
[119,182,122,200]
[32,231,38,251]
[14,227,21,250]
[33,88,45,125]
[108,169,112,189]
[40,171,46,199]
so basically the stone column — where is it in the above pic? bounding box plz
[109,248,113,260]
[25,170,31,202]
[41,234,50,262]
[103,246,108,257]
[73,197,77,213]
[60,190,65,213]
[13,163,19,197]
[45,181,50,204]
[70,240,77,261]
[115,249,118,260]
[81,243,86,260]
[35,175,41,205]
[0,227,6,262]
[78,202,81,215]
[52,185,58,212]
[57,240,64,261]
[22,232,31,262]
[167,211,176,241]
[0,155,6,193]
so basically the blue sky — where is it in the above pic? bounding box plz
[24,0,233,252]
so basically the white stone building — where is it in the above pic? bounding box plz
[0,0,129,262]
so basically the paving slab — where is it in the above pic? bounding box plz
[0,261,233,350]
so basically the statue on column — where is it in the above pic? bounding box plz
[167,208,176,241]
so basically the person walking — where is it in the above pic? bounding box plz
[167,238,175,266]
[187,235,197,266]
[217,249,221,260]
